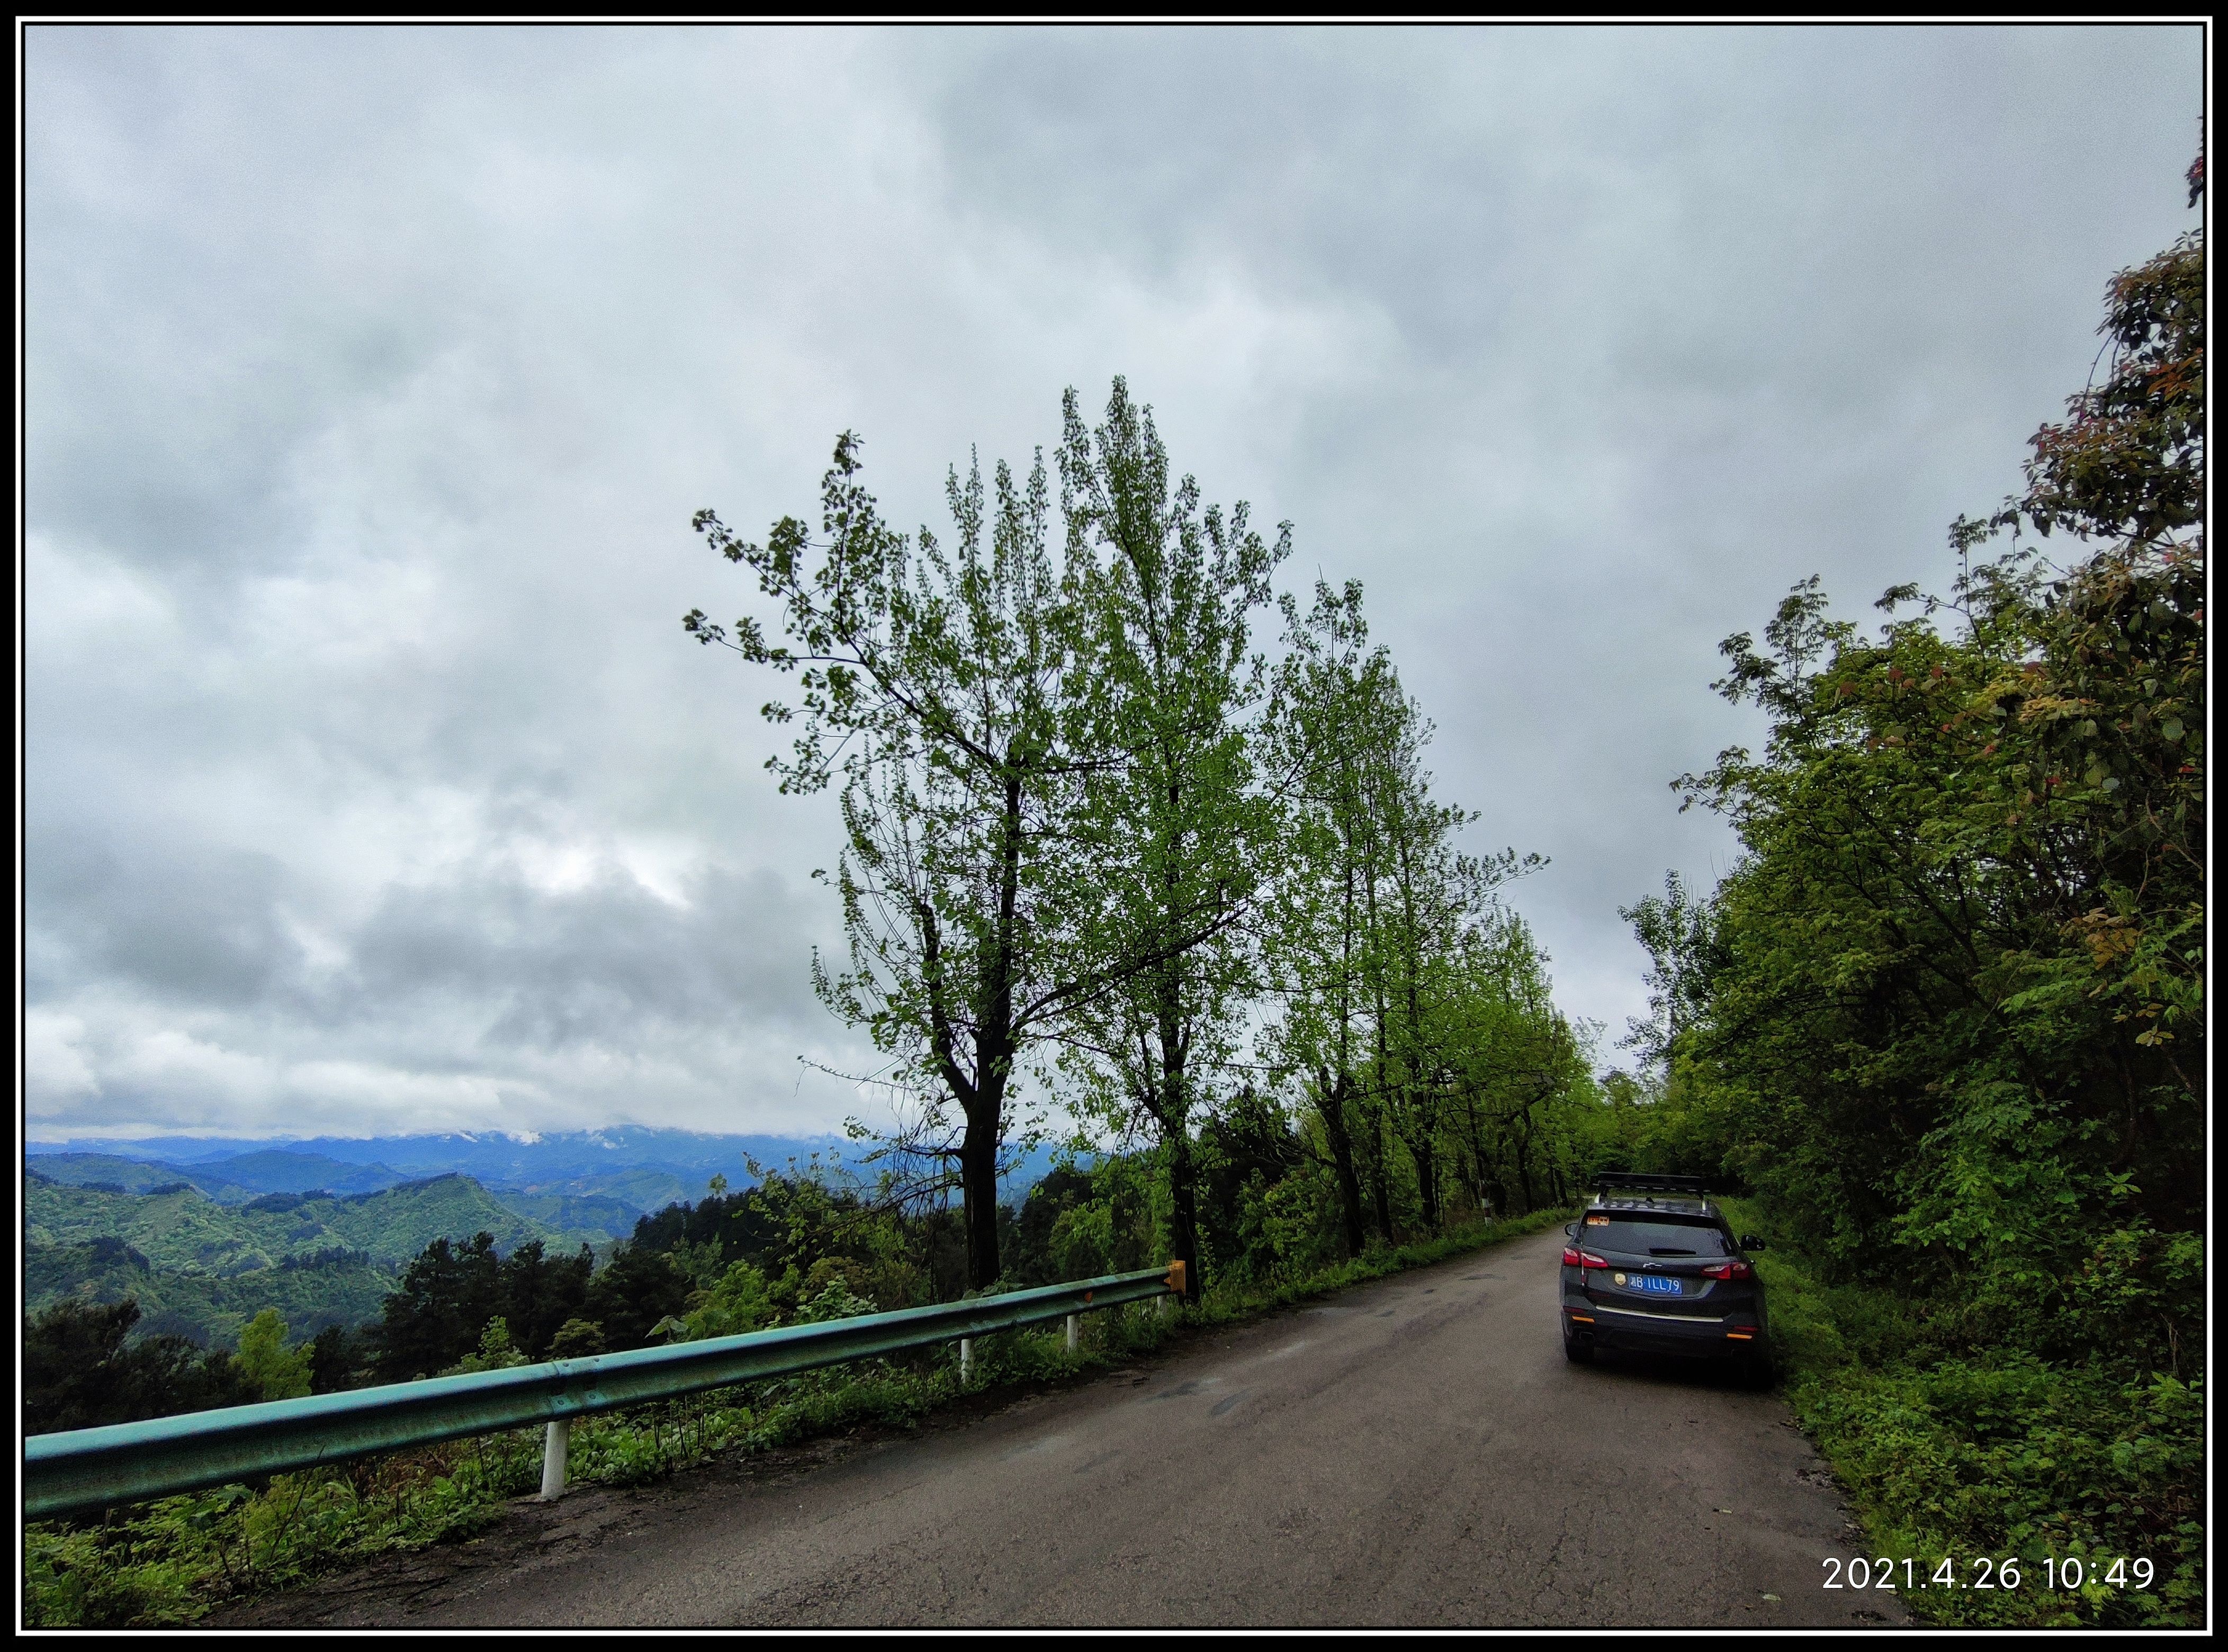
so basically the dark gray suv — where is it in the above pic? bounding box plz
[1560,1173,1770,1382]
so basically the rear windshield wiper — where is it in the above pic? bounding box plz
[1648,1247,1697,1255]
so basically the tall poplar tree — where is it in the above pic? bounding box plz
[686,437,1100,1290]
[1057,380,1289,1301]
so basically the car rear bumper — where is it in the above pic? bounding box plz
[1562,1295,1764,1359]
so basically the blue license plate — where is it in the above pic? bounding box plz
[1633,1274,1683,1295]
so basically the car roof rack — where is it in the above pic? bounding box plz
[1591,1172,1709,1197]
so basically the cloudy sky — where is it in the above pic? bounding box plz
[24,25,2203,1142]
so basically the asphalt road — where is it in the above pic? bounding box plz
[213,1224,1906,1628]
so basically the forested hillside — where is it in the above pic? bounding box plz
[21,1171,610,1357]
[25,1242,396,1349]
[24,1172,588,1275]
[26,1154,271,1204]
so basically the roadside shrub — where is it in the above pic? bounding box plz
[1723,1200,2204,1629]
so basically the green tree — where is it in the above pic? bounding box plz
[232,1307,312,1402]
[688,436,1104,1291]
[441,1316,531,1376]
[1056,379,1290,1301]
[1646,195,2202,1351]
[23,1298,253,1433]
[1263,578,1556,1241]
[547,1318,607,1359]
[1616,194,2205,1622]
[583,1242,694,1350]
[1260,578,1404,1253]
[1431,907,1594,1216]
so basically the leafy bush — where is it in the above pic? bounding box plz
[1724,1200,2203,1629]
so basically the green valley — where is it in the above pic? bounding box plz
[21,1172,610,1350]
[24,1242,397,1349]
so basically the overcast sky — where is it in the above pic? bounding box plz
[23,24,2203,1142]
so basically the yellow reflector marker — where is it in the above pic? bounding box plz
[1568,1314,1594,1323]
[1725,1331,1754,1340]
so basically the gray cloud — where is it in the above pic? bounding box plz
[25,24,2203,1135]
[348,862,829,1050]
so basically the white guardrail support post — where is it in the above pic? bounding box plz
[1065,1314,1079,1352]
[959,1337,973,1384]
[540,1418,570,1501]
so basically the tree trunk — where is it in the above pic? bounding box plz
[1166,1128,1203,1304]
[960,1096,1002,1290]
[958,767,1025,1293]
[1321,1070,1367,1259]
[1456,1097,1485,1213]
[1369,1100,1396,1242]
[1409,1123,1442,1233]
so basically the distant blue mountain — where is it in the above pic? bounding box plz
[193,1150,409,1197]
[25,1129,1064,1215]
[25,1149,406,1204]
[29,1130,845,1189]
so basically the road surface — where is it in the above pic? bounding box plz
[211,1224,1904,1628]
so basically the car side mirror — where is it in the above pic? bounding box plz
[1564,1223,1577,1238]
[1739,1235,1767,1252]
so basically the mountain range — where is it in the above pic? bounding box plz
[24,1169,605,1350]
[25,1171,596,1274]
[23,1129,1067,1350]
[24,1129,1064,1215]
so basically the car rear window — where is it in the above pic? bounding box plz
[1581,1217,1731,1256]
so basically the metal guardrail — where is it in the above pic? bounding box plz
[24,1262,1186,1520]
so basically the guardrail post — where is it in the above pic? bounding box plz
[540,1418,570,1501]
[1065,1314,1079,1353]
[959,1337,973,1384]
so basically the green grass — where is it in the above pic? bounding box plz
[1719,1198,2203,1629]
[22,1206,1573,1628]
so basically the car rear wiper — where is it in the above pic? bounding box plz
[1648,1247,1697,1255]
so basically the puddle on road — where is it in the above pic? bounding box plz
[1210,1391,1248,1417]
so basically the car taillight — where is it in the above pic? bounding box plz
[1702,1260,1754,1280]
[1562,1246,1609,1269]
